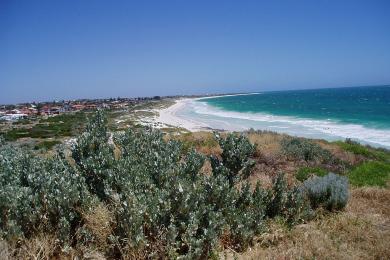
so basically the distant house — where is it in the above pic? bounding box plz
[59,104,70,113]
[40,105,51,115]
[85,104,97,110]
[50,106,61,114]
[101,103,111,109]
[19,107,38,116]
[71,104,85,111]
[2,113,27,121]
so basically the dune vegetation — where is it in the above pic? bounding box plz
[0,111,389,259]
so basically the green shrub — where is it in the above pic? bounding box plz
[281,137,333,162]
[335,139,390,162]
[210,132,256,187]
[296,167,328,182]
[266,173,288,218]
[303,173,349,211]
[71,110,116,200]
[265,173,310,226]
[348,161,390,187]
[0,144,93,242]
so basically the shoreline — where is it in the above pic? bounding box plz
[154,97,390,149]
[157,98,208,131]
[155,92,262,132]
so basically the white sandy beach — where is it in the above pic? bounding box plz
[156,98,208,131]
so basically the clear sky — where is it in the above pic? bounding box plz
[1,0,389,104]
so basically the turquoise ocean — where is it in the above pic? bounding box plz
[176,86,390,148]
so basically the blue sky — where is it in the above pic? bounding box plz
[1,0,389,103]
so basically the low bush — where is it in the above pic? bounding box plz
[303,173,349,211]
[348,161,390,187]
[281,137,333,162]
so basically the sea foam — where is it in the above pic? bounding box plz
[180,99,390,149]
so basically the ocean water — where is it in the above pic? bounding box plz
[175,86,390,148]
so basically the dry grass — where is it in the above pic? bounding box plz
[0,240,10,260]
[247,131,284,159]
[80,203,113,250]
[225,187,390,260]
[317,140,365,166]
[171,131,222,155]
[10,234,58,260]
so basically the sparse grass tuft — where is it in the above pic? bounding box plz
[296,166,328,182]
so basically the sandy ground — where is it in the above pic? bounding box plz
[156,98,208,131]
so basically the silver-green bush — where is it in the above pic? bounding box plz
[303,173,349,211]
[0,142,93,242]
[210,132,256,187]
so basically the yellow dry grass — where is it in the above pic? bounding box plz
[79,203,113,250]
[224,187,390,260]
[247,131,285,158]
[10,234,58,260]
[171,131,222,155]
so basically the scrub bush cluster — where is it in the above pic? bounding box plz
[0,111,349,258]
[281,137,333,162]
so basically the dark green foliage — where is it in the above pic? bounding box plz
[296,166,328,182]
[283,187,312,227]
[266,173,288,218]
[303,173,349,211]
[281,137,333,162]
[210,132,256,187]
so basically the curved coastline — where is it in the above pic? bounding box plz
[157,97,390,149]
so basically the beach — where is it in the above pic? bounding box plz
[156,98,207,131]
[155,91,390,149]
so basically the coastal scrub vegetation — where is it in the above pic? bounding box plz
[0,111,353,259]
[281,137,334,163]
[1,111,390,259]
[1,112,87,141]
